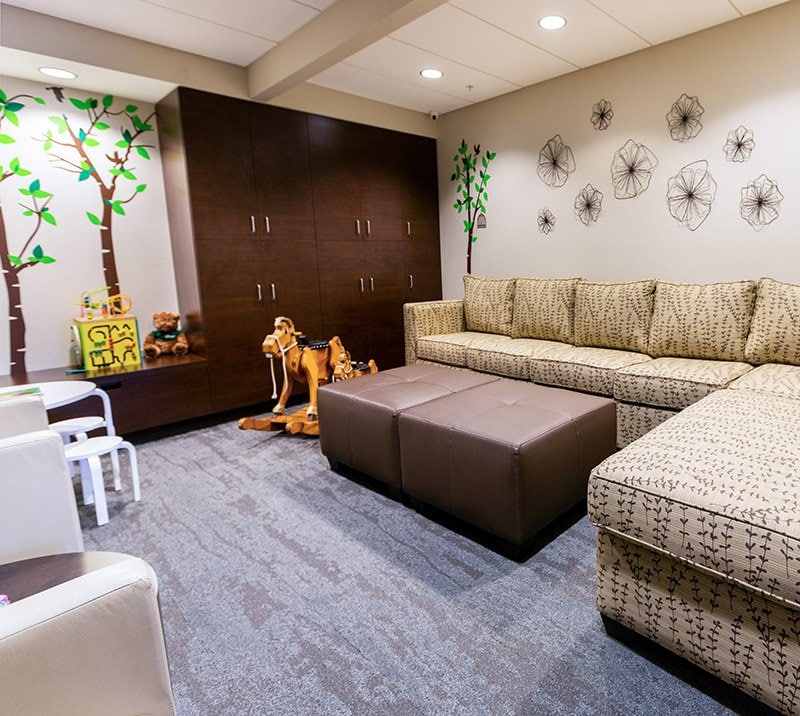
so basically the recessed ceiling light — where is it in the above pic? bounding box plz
[420,68,443,80]
[39,67,78,80]
[538,15,566,30]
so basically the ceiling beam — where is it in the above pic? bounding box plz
[247,0,448,102]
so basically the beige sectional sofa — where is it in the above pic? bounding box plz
[404,274,800,713]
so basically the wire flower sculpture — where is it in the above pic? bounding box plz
[537,135,575,188]
[740,174,783,231]
[724,126,755,163]
[666,93,704,142]
[574,184,603,226]
[666,160,717,231]
[590,99,614,131]
[537,208,556,234]
[610,139,658,199]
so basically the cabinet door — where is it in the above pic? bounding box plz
[359,126,403,242]
[250,104,315,242]
[196,240,271,411]
[404,225,443,303]
[398,133,439,225]
[364,241,407,369]
[179,89,259,242]
[262,240,323,340]
[308,115,362,241]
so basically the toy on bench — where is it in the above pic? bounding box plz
[238,316,377,436]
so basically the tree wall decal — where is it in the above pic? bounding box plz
[39,91,154,294]
[0,89,58,374]
[450,139,496,275]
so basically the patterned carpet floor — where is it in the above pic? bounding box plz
[79,416,771,715]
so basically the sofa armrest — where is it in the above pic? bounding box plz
[403,299,466,364]
[0,555,175,716]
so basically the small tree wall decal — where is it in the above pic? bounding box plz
[450,138,496,275]
[0,89,58,375]
[39,92,154,294]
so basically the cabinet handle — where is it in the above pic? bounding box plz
[406,221,411,237]
[355,219,361,236]
[264,216,271,234]
[409,274,414,289]
[256,283,262,302]
[270,283,276,301]
[370,276,375,292]
[250,216,256,234]
[366,219,371,236]
[359,277,364,293]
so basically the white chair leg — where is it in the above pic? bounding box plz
[120,441,140,501]
[87,454,109,526]
[79,459,94,505]
[111,448,122,491]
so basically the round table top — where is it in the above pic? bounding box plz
[0,381,96,409]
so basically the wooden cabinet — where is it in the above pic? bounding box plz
[159,87,440,417]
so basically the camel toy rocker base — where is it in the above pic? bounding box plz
[238,316,377,437]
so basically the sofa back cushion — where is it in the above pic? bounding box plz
[745,277,800,365]
[511,277,579,343]
[574,280,654,353]
[463,275,515,335]
[649,280,755,361]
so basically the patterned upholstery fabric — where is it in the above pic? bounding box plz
[616,402,676,448]
[466,338,571,380]
[403,300,465,364]
[729,363,800,399]
[589,388,800,609]
[531,346,651,396]
[574,280,655,354]
[463,275,515,336]
[745,277,800,365]
[511,277,580,343]
[614,356,752,409]
[416,332,512,368]
[648,280,756,361]
[596,528,800,714]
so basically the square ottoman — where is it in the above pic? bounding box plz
[317,364,499,492]
[398,379,616,552]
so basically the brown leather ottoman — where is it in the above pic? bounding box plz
[398,379,616,552]
[318,364,498,491]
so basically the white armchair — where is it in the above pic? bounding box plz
[0,395,84,563]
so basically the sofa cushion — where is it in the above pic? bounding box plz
[574,280,654,354]
[745,277,800,365]
[416,332,512,368]
[588,388,800,610]
[728,362,800,399]
[531,346,651,396]
[466,338,572,381]
[613,356,752,410]
[615,402,677,448]
[511,277,579,343]
[463,275,515,336]
[648,280,755,361]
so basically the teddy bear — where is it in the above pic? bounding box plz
[142,311,189,359]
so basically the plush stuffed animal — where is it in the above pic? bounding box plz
[142,311,189,359]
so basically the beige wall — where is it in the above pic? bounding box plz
[436,2,800,298]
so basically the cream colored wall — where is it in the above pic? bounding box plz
[436,2,800,299]
[0,77,177,374]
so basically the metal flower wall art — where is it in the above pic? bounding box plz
[666,93,704,142]
[537,135,575,188]
[666,160,717,231]
[574,184,603,226]
[538,208,556,235]
[611,140,658,199]
[590,99,613,131]
[740,174,783,231]
[724,126,755,162]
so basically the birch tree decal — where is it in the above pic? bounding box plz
[0,89,57,375]
[39,91,154,294]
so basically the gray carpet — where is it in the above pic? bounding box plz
[79,416,761,715]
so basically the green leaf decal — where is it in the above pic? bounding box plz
[34,97,46,105]
[22,210,34,217]
[0,134,15,144]
[79,128,88,141]
[69,97,89,110]
[48,116,68,133]
[136,184,147,193]
[39,255,56,264]
[29,179,41,192]
[136,146,151,160]
[115,140,129,149]
[102,95,114,108]
[5,111,19,127]
[125,104,138,113]
[8,255,22,266]
[5,102,24,112]
[95,121,110,130]
[121,170,136,180]
[78,169,93,181]
[86,212,102,225]
[33,245,43,259]
[85,138,100,147]
[41,211,57,226]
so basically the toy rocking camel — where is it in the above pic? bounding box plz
[238,316,378,436]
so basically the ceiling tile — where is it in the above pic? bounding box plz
[450,0,649,68]
[390,4,578,86]
[728,0,791,12]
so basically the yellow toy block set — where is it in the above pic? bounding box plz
[71,287,141,369]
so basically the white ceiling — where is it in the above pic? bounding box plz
[0,0,792,115]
